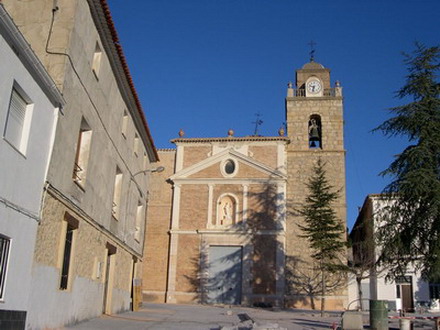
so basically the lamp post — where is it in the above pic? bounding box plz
[133,166,165,177]
[124,166,165,240]
[131,166,165,198]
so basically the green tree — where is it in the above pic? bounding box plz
[298,158,346,315]
[374,43,440,281]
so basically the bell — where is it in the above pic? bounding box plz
[309,127,320,140]
[309,119,320,147]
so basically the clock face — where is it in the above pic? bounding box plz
[307,80,322,93]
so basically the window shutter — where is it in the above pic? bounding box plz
[5,89,27,149]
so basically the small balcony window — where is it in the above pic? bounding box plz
[92,42,102,77]
[73,118,92,187]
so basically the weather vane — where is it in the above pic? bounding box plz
[308,40,316,62]
[252,113,263,136]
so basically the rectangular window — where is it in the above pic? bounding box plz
[60,225,74,290]
[73,118,92,186]
[59,214,78,290]
[92,42,102,77]
[143,151,148,169]
[133,133,139,157]
[134,201,144,242]
[430,284,440,299]
[3,87,32,153]
[121,110,128,138]
[112,166,123,220]
[0,235,11,299]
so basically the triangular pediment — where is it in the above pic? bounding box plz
[169,148,286,182]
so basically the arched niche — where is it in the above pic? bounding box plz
[308,114,322,149]
[216,194,238,227]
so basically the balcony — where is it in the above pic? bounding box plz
[290,88,339,97]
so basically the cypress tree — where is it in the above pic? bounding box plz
[298,158,346,315]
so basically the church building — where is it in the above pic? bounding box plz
[143,59,348,309]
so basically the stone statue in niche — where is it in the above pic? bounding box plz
[218,196,235,226]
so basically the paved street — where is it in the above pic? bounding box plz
[67,303,439,329]
[68,303,342,329]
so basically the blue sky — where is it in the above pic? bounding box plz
[107,0,439,229]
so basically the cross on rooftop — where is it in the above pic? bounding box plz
[308,40,316,62]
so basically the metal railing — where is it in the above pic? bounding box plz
[112,202,117,216]
[72,163,83,182]
[291,88,337,97]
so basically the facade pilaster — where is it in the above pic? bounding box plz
[166,183,181,303]
[207,184,214,227]
[242,184,248,223]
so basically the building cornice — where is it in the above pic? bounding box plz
[172,136,290,144]
[285,96,343,101]
[172,178,286,185]
[46,183,143,259]
[87,0,159,162]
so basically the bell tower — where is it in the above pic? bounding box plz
[284,60,347,308]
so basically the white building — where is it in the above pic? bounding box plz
[0,4,65,328]
[348,194,438,312]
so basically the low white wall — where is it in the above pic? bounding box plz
[0,210,37,311]
[27,267,104,329]
[110,287,131,315]
[347,274,371,310]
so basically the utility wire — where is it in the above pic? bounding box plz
[45,7,147,189]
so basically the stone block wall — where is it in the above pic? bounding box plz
[286,99,344,151]
[248,145,278,169]
[27,191,138,328]
[183,146,211,168]
[142,150,175,302]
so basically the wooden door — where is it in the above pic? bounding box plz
[401,284,414,312]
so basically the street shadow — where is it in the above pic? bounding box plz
[245,179,284,304]
[285,256,321,309]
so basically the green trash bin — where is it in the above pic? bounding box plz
[369,300,388,330]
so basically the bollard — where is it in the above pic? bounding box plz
[399,319,410,330]
[369,300,388,330]
[341,311,363,329]
[132,278,142,311]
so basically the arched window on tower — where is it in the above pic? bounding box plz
[308,115,322,149]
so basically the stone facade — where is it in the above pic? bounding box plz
[1,1,158,328]
[143,138,288,306]
[285,62,347,310]
[143,61,348,310]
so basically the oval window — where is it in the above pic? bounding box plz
[224,160,235,174]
